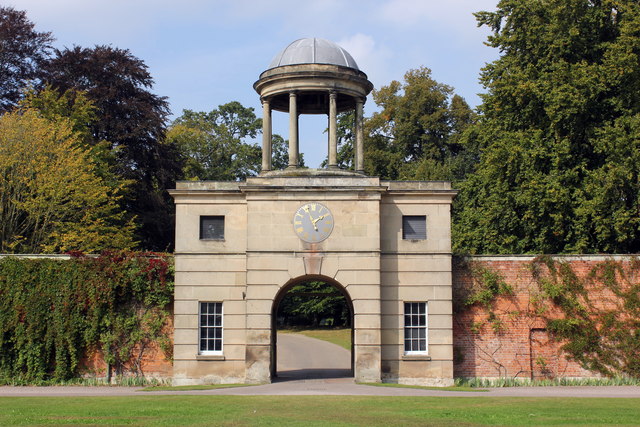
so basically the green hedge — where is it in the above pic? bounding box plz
[0,251,173,382]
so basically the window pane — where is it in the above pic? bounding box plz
[199,302,223,353]
[404,302,427,354]
[402,216,426,240]
[200,216,224,240]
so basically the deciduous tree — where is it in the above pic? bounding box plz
[0,108,135,253]
[364,67,475,180]
[0,6,53,112]
[454,0,640,254]
[168,102,265,180]
[42,45,182,250]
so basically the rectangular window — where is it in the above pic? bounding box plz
[199,302,222,354]
[402,215,426,240]
[404,302,427,354]
[200,216,224,240]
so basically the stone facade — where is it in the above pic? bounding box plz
[170,174,456,385]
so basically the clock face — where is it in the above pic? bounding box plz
[293,202,334,243]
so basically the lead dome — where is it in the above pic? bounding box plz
[268,38,360,70]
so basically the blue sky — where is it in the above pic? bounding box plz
[10,0,499,167]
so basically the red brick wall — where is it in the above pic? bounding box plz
[452,255,635,379]
[79,315,173,379]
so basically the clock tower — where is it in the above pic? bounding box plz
[170,38,457,386]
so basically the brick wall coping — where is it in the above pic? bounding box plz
[1,254,636,262]
[456,254,638,262]
[0,254,73,260]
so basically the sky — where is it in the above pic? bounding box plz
[9,0,500,168]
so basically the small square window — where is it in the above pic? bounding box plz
[402,215,426,240]
[200,216,224,240]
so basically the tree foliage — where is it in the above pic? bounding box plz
[277,281,350,328]
[454,0,640,254]
[20,86,122,189]
[0,108,135,253]
[42,45,182,251]
[362,67,475,180]
[0,6,53,113]
[168,101,278,180]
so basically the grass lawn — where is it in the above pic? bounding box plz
[0,396,638,426]
[279,328,351,350]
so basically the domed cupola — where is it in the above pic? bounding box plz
[254,38,373,173]
[268,38,360,70]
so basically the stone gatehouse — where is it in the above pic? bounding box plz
[170,38,456,386]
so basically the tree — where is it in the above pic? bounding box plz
[42,45,182,251]
[0,6,53,112]
[277,281,350,327]
[363,67,475,180]
[20,86,121,188]
[454,0,640,254]
[168,101,266,180]
[0,108,136,253]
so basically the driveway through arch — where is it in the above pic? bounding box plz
[270,275,354,381]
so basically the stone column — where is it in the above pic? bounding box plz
[328,91,338,169]
[288,91,299,168]
[261,98,272,172]
[355,98,364,173]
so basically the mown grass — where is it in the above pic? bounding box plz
[279,328,351,350]
[0,395,638,426]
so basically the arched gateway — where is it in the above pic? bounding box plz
[170,38,457,386]
[271,275,355,379]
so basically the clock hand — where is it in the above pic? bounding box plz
[312,214,326,225]
[304,206,318,231]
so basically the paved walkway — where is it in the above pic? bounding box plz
[1,334,639,398]
[276,332,351,380]
[2,381,640,398]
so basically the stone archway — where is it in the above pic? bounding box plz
[270,275,354,380]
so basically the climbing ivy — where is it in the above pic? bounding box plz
[0,251,173,382]
[454,260,513,334]
[531,256,640,378]
[457,256,640,378]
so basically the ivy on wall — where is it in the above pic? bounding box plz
[456,256,640,379]
[0,251,173,382]
[531,256,640,378]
